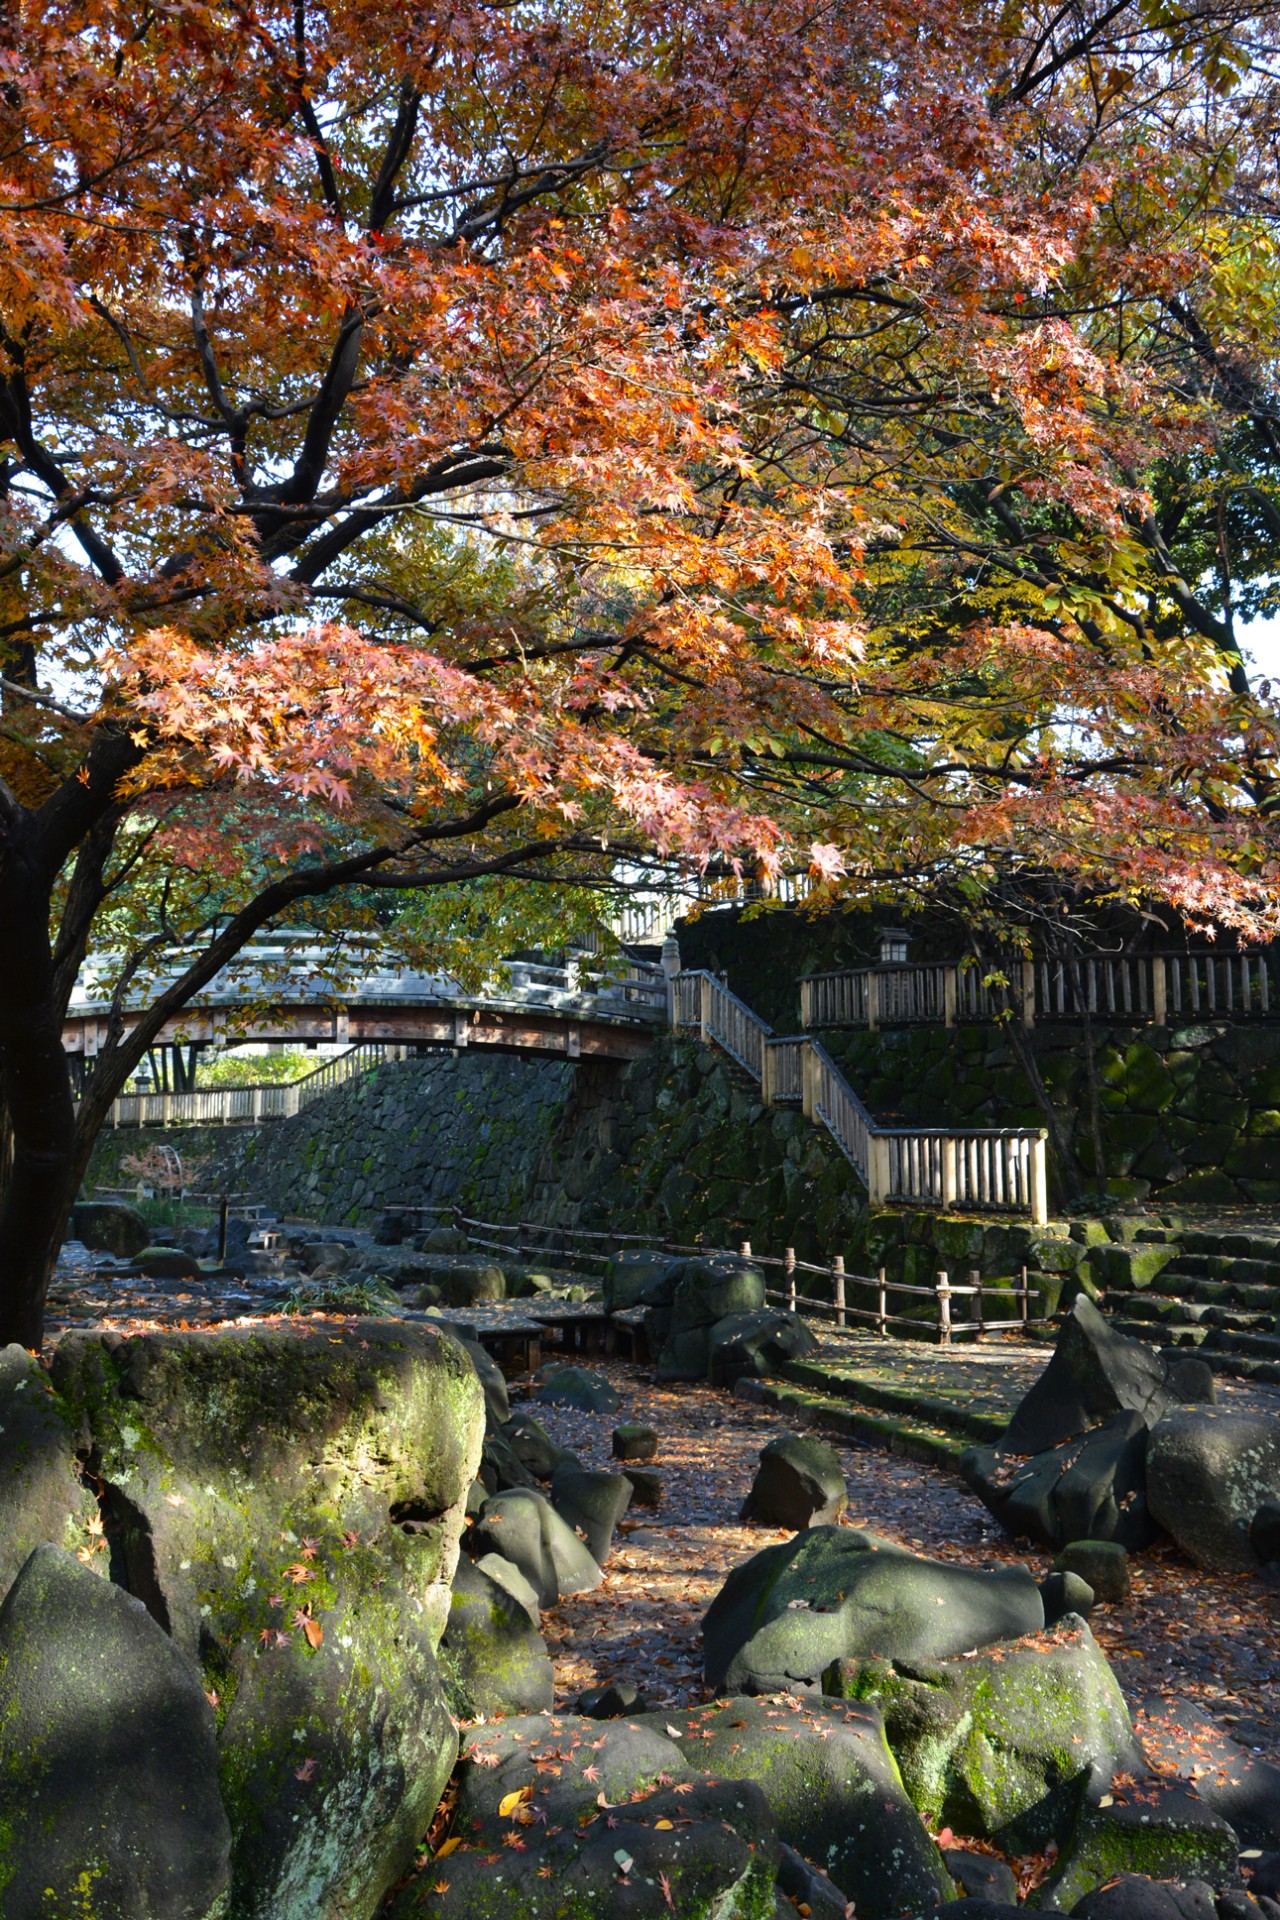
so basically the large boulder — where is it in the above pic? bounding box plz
[1033,1783,1241,1911]
[1000,1297,1202,1456]
[603,1248,674,1315]
[419,1255,506,1305]
[503,1411,582,1478]
[638,1695,954,1919]
[1147,1409,1280,1572]
[471,1486,603,1606]
[452,1713,695,1832]
[440,1556,554,1719]
[702,1527,1044,1694]
[0,1544,231,1919]
[649,1255,767,1381]
[0,1344,94,1603]
[824,1614,1143,1848]
[535,1365,620,1415]
[71,1198,150,1257]
[393,1775,779,1920]
[137,1244,202,1282]
[962,1412,1155,1551]
[708,1309,821,1387]
[49,1321,484,1920]
[550,1464,633,1562]
[740,1431,848,1529]
[459,1337,511,1427]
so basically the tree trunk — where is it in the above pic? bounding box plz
[0,863,81,1349]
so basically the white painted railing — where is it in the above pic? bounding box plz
[103,1042,399,1128]
[674,971,1047,1221]
[802,948,1277,1030]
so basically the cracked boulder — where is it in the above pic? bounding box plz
[440,1556,554,1719]
[961,1411,1156,1552]
[740,1431,847,1529]
[999,1296,1209,1457]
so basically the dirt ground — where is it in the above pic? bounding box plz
[525,1360,1280,1765]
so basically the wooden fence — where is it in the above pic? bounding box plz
[674,971,1048,1221]
[801,948,1278,1031]
[101,1042,402,1128]
[385,1201,1052,1344]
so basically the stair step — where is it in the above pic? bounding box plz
[1159,1254,1280,1286]
[733,1376,970,1471]
[1178,1232,1280,1262]
[1110,1317,1208,1348]
[1194,1347,1280,1386]
[1119,1294,1209,1324]
[776,1358,1007,1443]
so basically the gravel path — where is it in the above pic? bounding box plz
[527,1358,1280,1764]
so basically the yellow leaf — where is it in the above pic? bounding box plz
[435,1837,462,1858]
[498,1788,531,1818]
[654,1819,674,1830]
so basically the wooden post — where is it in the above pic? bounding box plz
[800,978,813,1029]
[877,1266,888,1336]
[1029,1133,1049,1227]
[761,1043,775,1108]
[699,971,712,1042]
[217,1194,229,1265]
[832,1254,846,1329]
[943,967,958,1028]
[801,1042,817,1121]
[1151,955,1167,1029]
[740,1240,752,1259]
[1019,1264,1031,1329]
[941,1135,958,1209]
[937,1271,952,1346]
[1021,959,1036,1028]
[868,1133,891,1207]
[785,1247,797,1314]
[866,970,880,1032]
[970,1268,984,1341]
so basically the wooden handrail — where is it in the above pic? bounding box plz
[800,948,1277,1031]
[672,970,1047,1222]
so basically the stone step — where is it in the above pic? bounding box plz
[1167,1277,1280,1310]
[1154,1253,1280,1287]
[1194,1346,1280,1386]
[1123,1292,1279,1332]
[732,1375,970,1472]
[1177,1231,1280,1262]
[775,1357,1007,1444]
[1109,1316,1208,1348]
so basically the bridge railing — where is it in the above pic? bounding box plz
[801,948,1278,1031]
[101,1042,400,1128]
[673,971,1047,1221]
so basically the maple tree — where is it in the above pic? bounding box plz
[2,0,1280,1345]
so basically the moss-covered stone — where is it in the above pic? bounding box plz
[823,1617,1141,1850]
[48,1322,484,1920]
[1031,1785,1242,1910]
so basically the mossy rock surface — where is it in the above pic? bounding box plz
[396,1775,779,1920]
[48,1322,484,1920]
[0,1344,94,1605]
[0,1545,231,1920]
[1031,1784,1242,1911]
[823,1616,1142,1849]
[638,1695,952,1919]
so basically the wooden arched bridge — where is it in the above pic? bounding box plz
[65,937,671,1128]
